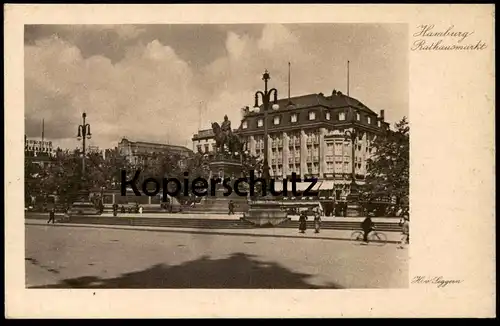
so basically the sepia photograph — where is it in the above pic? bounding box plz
[23,23,410,290]
[5,4,495,318]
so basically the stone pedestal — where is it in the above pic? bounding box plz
[345,184,362,217]
[69,189,100,216]
[188,157,249,214]
[243,198,289,227]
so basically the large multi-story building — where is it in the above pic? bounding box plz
[118,137,193,167]
[236,90,390,198]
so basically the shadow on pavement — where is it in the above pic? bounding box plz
[29,252,341,289]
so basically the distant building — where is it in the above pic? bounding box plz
[24,135,54,167]
[117,138,193,167]
[235,90,390,199]
[87,145,105,159]
[191,129,216,154]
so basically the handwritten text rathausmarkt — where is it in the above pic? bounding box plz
[412,24,487,51]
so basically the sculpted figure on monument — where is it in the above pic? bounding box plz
[211,115,245,159]
[220,115,232,138]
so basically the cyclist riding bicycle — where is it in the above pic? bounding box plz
[361,214,375,243]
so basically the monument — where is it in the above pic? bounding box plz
[190,116,249,214]
[68,179,100,216]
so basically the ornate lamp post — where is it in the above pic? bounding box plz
[253,70,279,182]
[77,112,92,178]
[69,112,99,215]
[243,70,288,227]
[344,115,362,216]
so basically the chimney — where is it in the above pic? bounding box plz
[380,110,385,121]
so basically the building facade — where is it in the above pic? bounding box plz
[191,129,216,154]
[24,135,55,167]
[117,138,193,167]
[235,90,390,198]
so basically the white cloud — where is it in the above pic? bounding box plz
[25,24,408,151]
[25,36,202,150]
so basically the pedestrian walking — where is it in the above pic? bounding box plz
[63,207,71,222]
[228,200,235,215]
[47,208,56,224]
[398,215,410,249]
[139,205,143,215]
[314,212,321,234]
[298,210,308,234]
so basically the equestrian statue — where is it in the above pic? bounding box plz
[211,115,245,159]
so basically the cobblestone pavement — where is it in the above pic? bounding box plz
[25,223,409,289]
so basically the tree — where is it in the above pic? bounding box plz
[365,116,409,205]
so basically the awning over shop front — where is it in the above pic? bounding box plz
[269,180,315,192]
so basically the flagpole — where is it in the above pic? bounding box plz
[42,118,45,141]
[288,62,291,101]
[347,60,350,97]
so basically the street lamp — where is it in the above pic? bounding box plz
[253,70,279,182]
[344,114,362,216]
[344,126,358,194]
[76,112,92,178]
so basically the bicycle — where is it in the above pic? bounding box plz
[350,229,387,246]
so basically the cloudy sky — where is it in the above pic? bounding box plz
[25,23,408,150]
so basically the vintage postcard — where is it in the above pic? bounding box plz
[4,4,495,318]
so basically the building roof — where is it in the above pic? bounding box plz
[269,91,377,116]
[119,138,192,153]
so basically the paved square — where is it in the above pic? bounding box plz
[26,224,408,289]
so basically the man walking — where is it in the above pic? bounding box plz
[47,208,56,224]
[228,200,235,215]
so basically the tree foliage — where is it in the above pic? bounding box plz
[365,116,410,205]
[25,142,266,206]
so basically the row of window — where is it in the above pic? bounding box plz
[25,147,52,152]
[196,144,211,153]
[270,164,365,176]
[242,111,380,129]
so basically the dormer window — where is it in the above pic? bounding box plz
[291,113,298,123]
[309,111,316,120]
[356,113,361,121]
[326,112,331,120]
[273,116,280,125]
[257,119,263,127]
[242,121,248,129]
[339,112,346,121]
[367,117,371,124]
[377,120,381,127]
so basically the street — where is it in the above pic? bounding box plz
[25,223,408,289]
